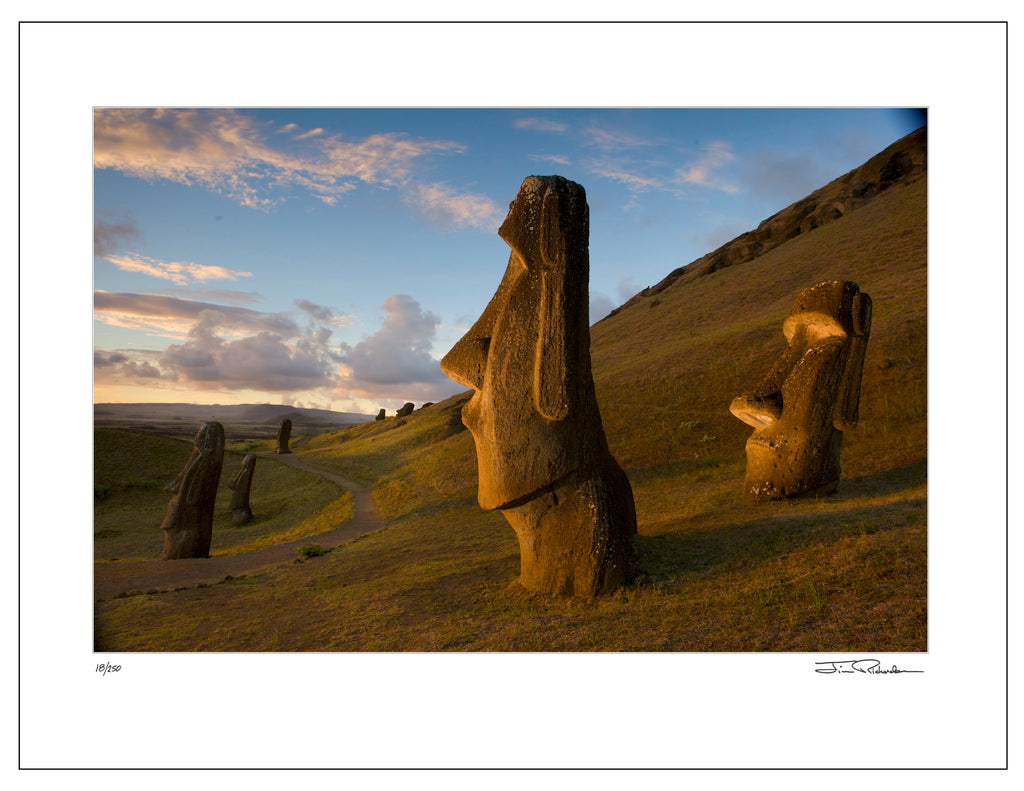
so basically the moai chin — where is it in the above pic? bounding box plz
[729,280,872,501]
[160,421,225,559]
[440,175,636,597]
[227,453,257,526]
[276,418,292,454]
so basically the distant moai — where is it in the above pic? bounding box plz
[276,418,292,454]
[439,404,466,440]
[227,453,257,526]
[395,402,415,418]
[375,408,386,421]
[729,279,872,501]
[160,421,225,559]
[440,175,636,598]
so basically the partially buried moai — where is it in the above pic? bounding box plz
[227,453,257,526]
[440,175,636,597]
[160,421,225,559]
[276,418,292,454]
[729,280,872,501]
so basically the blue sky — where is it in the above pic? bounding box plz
[93,107,926,414]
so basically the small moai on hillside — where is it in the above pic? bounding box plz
[440,175,636,598]
[276,418,292,454]
[729,279,872,501]
[227,453,257,526]
[395,402,415,418]
[375,408,386,421]
[160,421,225,559]
[439,405,466,440]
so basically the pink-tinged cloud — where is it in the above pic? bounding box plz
[104,253,253,285]
[93,291,458,404]
[94,291,301,338]
[94,108,492,228]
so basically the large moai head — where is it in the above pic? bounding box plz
[730,280,872,501]
[440,176,635,597]
[160,421,225,559]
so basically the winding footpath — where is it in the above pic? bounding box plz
[94,452,383,601]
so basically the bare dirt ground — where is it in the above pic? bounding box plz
[93,452,383,601]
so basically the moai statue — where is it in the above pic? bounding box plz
[440,175,636,597]
[729,280,872,501]
[395,402,415,418]
[375,408,386,421]
[439,405,466,440]
[160,422,225,559]
[227,453,257,526]
[276,418,292,454]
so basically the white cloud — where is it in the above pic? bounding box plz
[583,126,656,151]
[515,117,568,133]
[403,182,503,231]
[336,294,456,402]
[104,253,253,285]
[586,161,665,193]
[589,292,614,323]
[674,141,739,194]
[617,276,639,304]
[529,153,571,166]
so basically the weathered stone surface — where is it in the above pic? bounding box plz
[276,418,292,454]
[440,175,636,597]
[227,453,257,526]
[375,409,386,421]
[730,280,872,501]
[395,402,415,418]
[160,422,225,559]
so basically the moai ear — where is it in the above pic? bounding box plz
[534,186,570,421]
[834,290,872,430]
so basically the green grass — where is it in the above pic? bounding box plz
[94,174,926,652]
[94,428,352,560]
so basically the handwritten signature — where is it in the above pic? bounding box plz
[815,659,923,675]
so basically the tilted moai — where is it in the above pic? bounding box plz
[729,280,872,501]
[227,453,257,526]
[395,402,415,418]
[276,418,292,454]
[160,421,225,559]
[440,175,636,597]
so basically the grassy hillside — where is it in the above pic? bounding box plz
[94,166,926,652]
[94,428,352,560]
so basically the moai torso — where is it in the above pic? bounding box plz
[730,280,872,501]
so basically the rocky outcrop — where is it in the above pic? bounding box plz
[607,127,926,316]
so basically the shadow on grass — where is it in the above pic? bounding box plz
[636,458,927,582]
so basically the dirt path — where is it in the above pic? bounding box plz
[94,452,383,601]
